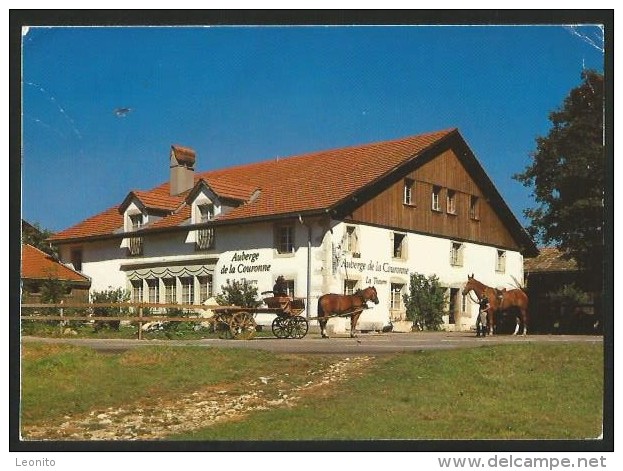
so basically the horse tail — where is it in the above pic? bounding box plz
[510,275,527,292]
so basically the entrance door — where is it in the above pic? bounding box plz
[448,288,459,325]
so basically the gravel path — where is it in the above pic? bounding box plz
[22,356,373,441]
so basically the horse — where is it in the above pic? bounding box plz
[461,274,529,336]
[317,286,379,338]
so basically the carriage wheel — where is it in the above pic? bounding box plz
[231,312,256,340]
[271,316,290,339]
[288,316,309,339]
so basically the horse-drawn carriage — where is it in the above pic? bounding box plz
[212,292,308,340]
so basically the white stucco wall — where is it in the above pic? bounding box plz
[59,217,524,332]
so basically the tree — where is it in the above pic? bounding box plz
[215,279,261,308]
[513,70,604,288]
[22,220,57,257]
[403,272,447,331]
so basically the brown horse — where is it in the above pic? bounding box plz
[461,274,529,336]
[317,286,379,338]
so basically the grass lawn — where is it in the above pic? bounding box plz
[20,341,603,440]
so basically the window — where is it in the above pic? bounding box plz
[276,224,295,254]
[127,214,144,256]
[147,279,159,304]
[198,204,214,223]
[198,275,213,303]
[180,277,194,305]
[284,279,295,297]
[344,279,358,296]
[28,282,41,295]
[403,179,414,205]
[131,279,143,303]
[390,283,404,310]
[450,242,464,267]
[469,195,479,220]
[130,213,143,231]
[446,190,457,215]
[448,288,458,324]
[70,248,83,272]
[496,250,507,273]
[461,294,467,313]
[392,232,407,259]
[344,226,359,254]
[432,186,441,211]
[163,278,176,304]
[127,236,143,256]
[196,228,215,250]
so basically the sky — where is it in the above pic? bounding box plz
[21,23,605,233]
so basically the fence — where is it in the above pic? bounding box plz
[20,302,228,340]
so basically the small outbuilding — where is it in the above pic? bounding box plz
[21,244,91,304]
[524,247,600,334]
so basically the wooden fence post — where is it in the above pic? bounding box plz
[138,306,143,340]
[59,300,64,335]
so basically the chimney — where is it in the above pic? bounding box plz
[170,145,196,195]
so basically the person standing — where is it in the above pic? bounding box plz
[477,293,491,337]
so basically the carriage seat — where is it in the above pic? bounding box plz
[264,296,290,310]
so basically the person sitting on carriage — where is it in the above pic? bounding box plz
[273,275,288,297]
[477,292,491,337]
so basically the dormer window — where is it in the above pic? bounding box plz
[129,213,143,232]
[198,204,214,223]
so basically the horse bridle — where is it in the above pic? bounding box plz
[467,290,481,304]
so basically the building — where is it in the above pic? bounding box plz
[21,244,91,304]
[48,128,537,332]
[524,247,600,334]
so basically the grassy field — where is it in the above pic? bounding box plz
[20,341,603,440]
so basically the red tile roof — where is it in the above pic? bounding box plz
[148,205,191,230]
[50,206,123,241]
[132,188,187,211]
[50,128,456,241]
[212,129,454,221]
[21,244,90,283]
[198,178,259,202]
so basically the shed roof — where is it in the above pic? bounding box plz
[524,247,579,273]
[21,244,91,283]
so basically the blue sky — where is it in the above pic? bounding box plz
[21,24,604,233]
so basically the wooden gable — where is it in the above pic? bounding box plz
[343,139,526,252]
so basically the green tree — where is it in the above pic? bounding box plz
[40,274,68,305]
[403,273,447,331]
[38,272,69,316]
[513,70,604,287]
[216,279,261,308]
[22,221,58,257]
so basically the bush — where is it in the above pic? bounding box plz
[403,273,447,331]
[547,283,591,306]
[215,279,261,308]
[90,287,130,332]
